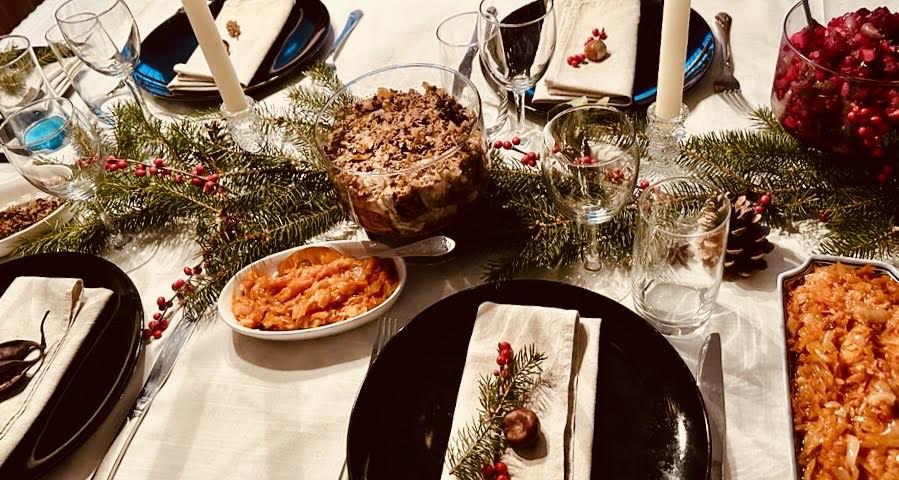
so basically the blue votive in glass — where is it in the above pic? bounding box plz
[23,115,67,152]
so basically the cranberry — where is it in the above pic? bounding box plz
[495,462,508,475]
[184,266,194,276]
[148,320,158,331]
[496,475,509,480]
[496,355,507,366]
[156,296,167,307]
[511,136,520,145]
[153,330,162,340]
[493,140,503,149]
[153,158,165,167]
[498,341,511,351]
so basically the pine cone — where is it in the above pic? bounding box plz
[724,195,775,277]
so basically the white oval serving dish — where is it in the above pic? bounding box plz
[0,176,72,257]
[217,239,406,341]
[777,254,899,480]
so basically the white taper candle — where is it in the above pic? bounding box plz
[180,0,248,112]
[655,0,691,119]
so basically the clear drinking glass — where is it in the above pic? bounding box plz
[436,11,508,136]
[0,97,103,199]
[55,0,148,112]
[631,177,731,336]
[45,24,133,125]
[0,35,54,117]
[542,105,638,297]
[478,0,556,148]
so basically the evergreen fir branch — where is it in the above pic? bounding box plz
[446,344,546,480]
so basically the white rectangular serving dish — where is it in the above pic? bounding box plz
[776,254,899,480]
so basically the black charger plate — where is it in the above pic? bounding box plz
[347,280,710,479]
[0,253,143,479]
[133,0,330,102]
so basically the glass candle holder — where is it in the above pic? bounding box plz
[221,96,265,153]
[0,35,54,117]
[631,177,730,335]
[644,101,689,180]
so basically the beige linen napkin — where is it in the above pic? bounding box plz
[168,0,294,91]
[533,0,641,104]
[0,277,112,462]
[441,302,601,479]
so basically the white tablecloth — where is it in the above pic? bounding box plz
[8,0,810,478]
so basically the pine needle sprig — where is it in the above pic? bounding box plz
[445,344,546,480]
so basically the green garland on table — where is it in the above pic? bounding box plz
[15,63,899,324]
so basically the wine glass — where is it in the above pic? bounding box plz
[54,0,148,113]
[478,0,556,148]
[541,105,638,298]
[0,97,155,271]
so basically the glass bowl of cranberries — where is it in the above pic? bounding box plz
[771,3,899,164]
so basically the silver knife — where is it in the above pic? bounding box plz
[699,333,726,480]
[91,317,198,480]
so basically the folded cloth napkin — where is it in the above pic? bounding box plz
[168,0,294,91]
[441,302,601,480]
[533,0,641,105]
[0,277,112,463]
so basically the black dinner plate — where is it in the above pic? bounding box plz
[347,280,710,480]
[0,253,143,479]
[525,0,715,108]
[133,0,330,102]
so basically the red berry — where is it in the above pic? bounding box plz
[191,177,204,186]
[207,173,219,182]
[877,172,889,183]
[501,369,511,379]
[496,475,509,480]
[599,28,608,40]
[135,168,146,177]
[193,165,205,175]
[498,341,511,351]
[153,312,162,321]
[482,464,495,476]
[502,141,512,150]
[184,266,194,276]
[156,296,167,307]
[495,462,508,474]
[818,211,829,222]
[174,174,185,184]
[149,166,159,176]
[203,181,216,193]
[159,318,169,331]
[511,136,520,145]
[754,205,765,214]
[153,330,162,339]
[493,369,500,376]
[142,329,152,340]
[166,300,174,308]
[148,320,159,331]
[117,159,128,170]
[193,265,203,275]
[172,279,185,290]
[759,194,772,207]
[493,140,503,149]
[639,179,650,189]
[497,355,507,366]
[153,158,165,167]
[592,28,600,37]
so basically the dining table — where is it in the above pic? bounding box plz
[5,0,816,478]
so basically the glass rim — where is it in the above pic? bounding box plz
[781,1,899,87]
[637,176,731,238]
[0,97,77,151]
[436,11,480,48]
[55,0,126,25]
[0,35,33,68]
[478,0,554,27]
[542,104,636,168]
[312,62,483,177]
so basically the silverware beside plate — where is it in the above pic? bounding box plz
[699,332,726,480]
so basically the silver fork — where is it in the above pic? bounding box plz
[324,10,363,71]
[337,316,400,479]
[713,12,754,115]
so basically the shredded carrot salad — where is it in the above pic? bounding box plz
[787,263,899,479]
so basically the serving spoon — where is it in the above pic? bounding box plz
[310,235,456,260]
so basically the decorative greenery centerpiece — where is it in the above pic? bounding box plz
[16,64,899,329]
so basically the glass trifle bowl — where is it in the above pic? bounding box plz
[771,2,899,163]
[314,64,489,242]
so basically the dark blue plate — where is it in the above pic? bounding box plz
[0,253,143,479]
[133,0,330,102]
[526,0,715,108]
[347,280,711,480]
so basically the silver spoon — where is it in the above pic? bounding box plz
[325,10,363,70]
[314,236,456,259]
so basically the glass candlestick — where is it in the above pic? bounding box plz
[644,101,689,180]
[221,95,265,153]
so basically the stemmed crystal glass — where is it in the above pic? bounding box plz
[0,97,155,271]
[478,0,556,148]
[54,0,148,114]
[542,105,638,297]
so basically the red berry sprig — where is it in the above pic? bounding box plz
[638,179,650,190]
[492,137,540,167]
[103,156,227,195]
[143,264,204,341]
[482,460,510,480]
[752,192,773,215]
[568,27,608,68]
